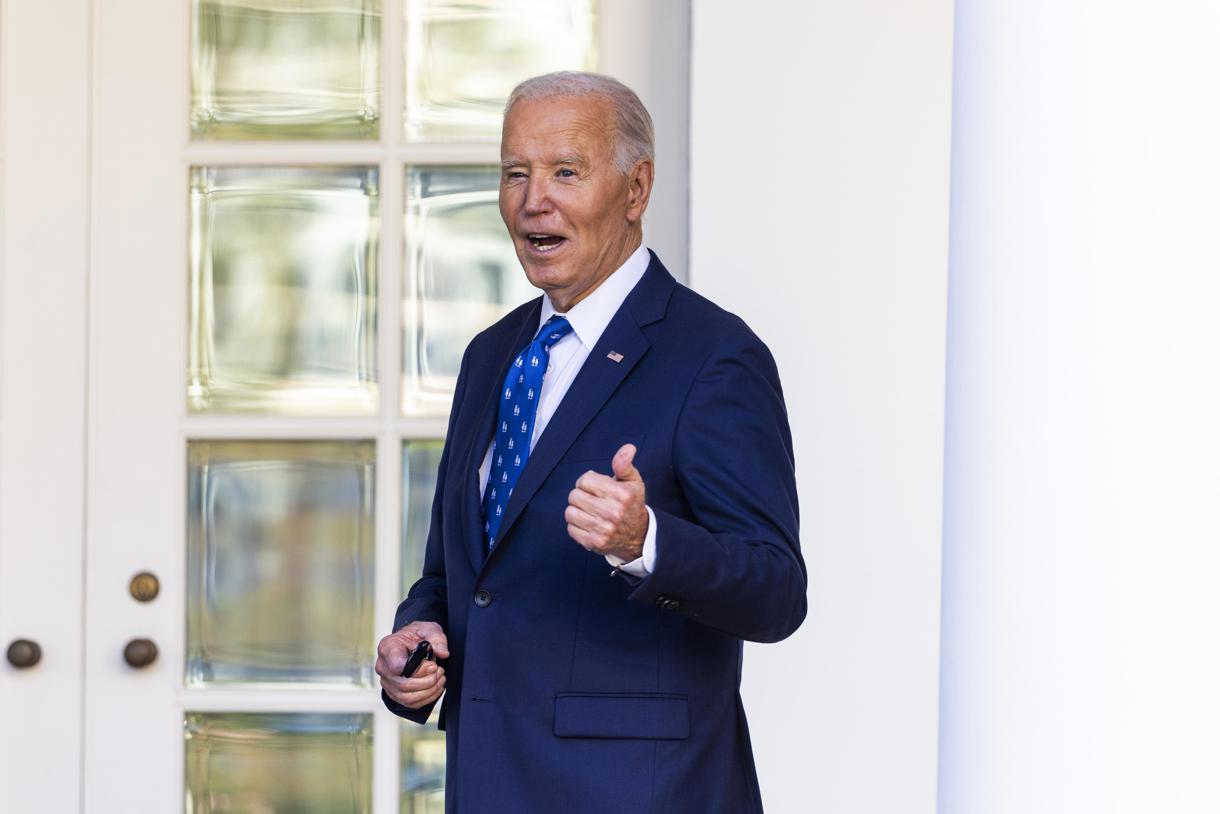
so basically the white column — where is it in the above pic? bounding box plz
[939,2,1220,811]
[691,2,954,811]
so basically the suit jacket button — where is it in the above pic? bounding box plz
[474,589,493,608]
[665,599,682,611]
[654,595,669,608]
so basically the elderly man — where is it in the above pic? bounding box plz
[376,71,806,813]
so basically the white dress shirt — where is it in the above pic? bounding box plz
[478,244,657,576]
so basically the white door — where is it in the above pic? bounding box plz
[81,1,688,812]
[0,1,91,810]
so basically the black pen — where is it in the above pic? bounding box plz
[400,640,434,677]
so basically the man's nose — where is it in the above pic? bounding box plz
[523,176,552,214]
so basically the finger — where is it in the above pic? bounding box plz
[612,444,641,481]
[401,621,451,659]
[399,678,446,710]
[574,470,622,499]
[565,504,612,537]
[380,660,434,689]
[382,663,444,695]
[566,487,621,521]
[402,658,440,681]
[377,636,411,674]
[427,632,451,659]
[401,666,444,692]
[567,522,597,551]
[402,681,446,710]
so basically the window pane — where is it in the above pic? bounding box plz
[400,713,445,814]
[402,441,443,592]
[402,166,534,415]
[186,440,376,686]
[185,713,373,814]
[189,166,379,415]
[192,0,381,139]
[404,0,598,142]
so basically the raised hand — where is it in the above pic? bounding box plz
[565,443,649,562]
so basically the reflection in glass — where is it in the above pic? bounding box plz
[191,0,381,139]
[186,441,376,686]
[185,713,372,814]
[403,166,534,415]
[402,441,443,592]
[404,0,598,142]
[400,712,445,814]
[189,166,379,414]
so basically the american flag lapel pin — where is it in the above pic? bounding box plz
[607,350,624,363]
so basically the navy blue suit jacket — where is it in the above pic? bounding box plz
[385,253,806,813]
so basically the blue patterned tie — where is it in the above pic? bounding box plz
[483,316,574,551]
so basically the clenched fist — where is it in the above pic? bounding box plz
[376,621,450,710]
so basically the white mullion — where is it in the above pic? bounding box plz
[373,430,404,814]
[380,162,404,425]
[397,417,448,440]
[180,142,499,168]
[397,141,501,165]
[182,417,385,439]
[376,3,406,813]
[382,0,405,155]
[179,688,378,714]
[179,416,448,440]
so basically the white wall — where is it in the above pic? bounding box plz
[938,2,1220,811]
[690,2,955,812]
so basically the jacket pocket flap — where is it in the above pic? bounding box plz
[553,693,689,739]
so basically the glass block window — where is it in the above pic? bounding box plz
[402,166,535,415]
[191,0,382,139]
[402,441,444,589]
[185,713,373,813]
[404,0,598,142]
[179,2,610,811]
[189,166,379,415]
[186,440,376,687]
[399,714,446,813]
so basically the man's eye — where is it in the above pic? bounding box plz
[558,168,577,178]
[505,171,527,180]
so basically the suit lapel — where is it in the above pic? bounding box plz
[481,255,676,568]
[461,300,542,571]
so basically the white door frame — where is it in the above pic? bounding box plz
[83,2,689,812]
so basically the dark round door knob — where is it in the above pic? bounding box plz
[6,639,42,669]
[123,638,158,668]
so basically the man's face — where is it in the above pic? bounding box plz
[499,94,651,311]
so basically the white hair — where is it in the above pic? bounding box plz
[504,71,655,174]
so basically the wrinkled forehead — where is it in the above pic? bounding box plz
[501,95,616,163]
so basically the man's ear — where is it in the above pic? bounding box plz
[625,159,654,224]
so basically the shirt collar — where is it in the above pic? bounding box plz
[538,244,651,350]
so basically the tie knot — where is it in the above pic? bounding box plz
[535,316,574,349]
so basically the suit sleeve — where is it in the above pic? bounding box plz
[628,329,807,643]
[382,343,471,722]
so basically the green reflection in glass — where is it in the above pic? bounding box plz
[402,441,443,593]
[192,0,381,139]
[404,0,598,142]
[399,712,445,814]
[186,440,376,686]
[189,166,379,415]
[402,165,535,415]
[185,713,373,814]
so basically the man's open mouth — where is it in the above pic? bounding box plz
[527,233,567,252]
